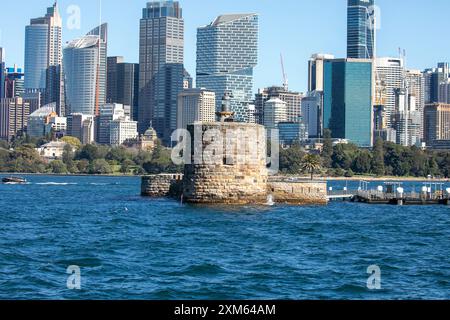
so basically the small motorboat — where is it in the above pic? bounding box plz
[2,176,27,184]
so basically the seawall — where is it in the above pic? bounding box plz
[141,174,328,205]
[140,174,183,198]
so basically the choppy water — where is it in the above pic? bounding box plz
[0,175,448,300]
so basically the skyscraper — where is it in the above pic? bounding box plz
[107,57,139,121]
[0,97,31,141]
[63,24,108,116]
[323,58,373,147]
[375,57,404,129]
[255,86,303,125]
[0,48,5,99]
[347,0,375,59]
[177,88,216,129]
[5,65,25,98]
[423,63,449,104]
[138,1,185,143]
[424,103,450,144]
[197,13,259,123]
[24,2,62,110]
[308,54,335,92]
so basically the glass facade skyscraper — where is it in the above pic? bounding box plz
[347,0,375,59]
[324,58,373,147]
[0,48,5,99]
[107,57,140,121]
[138,1,184,144]
[196,14,259,123]
[24,2,62,109]
[63,24,108,116]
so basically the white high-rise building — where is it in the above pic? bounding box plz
[375,57,404,129]
[263,98,287,129]
[96,103,127,145]
[177,89,216,129]
[63,24,107,116]
[110,117,138,147]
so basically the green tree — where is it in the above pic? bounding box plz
[142,142,181,174]
[76,144,108,161]
[321,129,333,168]
[133,150,153,167]
[332,144,356,170]
[353,150,372,174]
[76,159,90,174]
[61,136,82,149]
[107,146,131,163]
[120,159,135,174]
[371,138,385,176]
[279,144,305,174]
[90,159,112,174]
[301,154,322,180]
[10,145,45,173]
[49,160,68,174]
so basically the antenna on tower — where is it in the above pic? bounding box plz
[280,53,288,91]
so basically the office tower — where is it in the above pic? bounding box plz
[423,63,449,104]
[439,81,450,104]
[107,56,139,121]
[0,48,5,99]
[22,92,43,114]
[110,117,138,147]
[27,104,57,138]
[301,92,323,138]
[197,13,258,122]
[107,56,124,103]
[24,2,62,109]
[0,97,31,141]
[64,24,108,116]
[183,69,193,89]
[5,66,25,98]
[347,0,375,59]
[263,98,288,129]
[375,57,404,129]
[323,58,373,147]
[406,69,425,139]
[278,122,308,146]
[255,86,303,125]
[138,1,184,142]
[177,88,216,129]
[46,115,67,138]
[308,54,335,92]
[392,88,422,147]
[424,103,450,144]
[96,103,127,145]
[67,113,95,144]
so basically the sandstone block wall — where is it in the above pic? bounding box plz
[141,174,183,198]
[268,181,328,205]
[183,122,269,204]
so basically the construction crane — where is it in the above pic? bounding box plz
[280,53,288,91]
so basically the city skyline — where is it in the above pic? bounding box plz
[1,0,450,93]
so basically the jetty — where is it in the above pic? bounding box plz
[328,181,450,205]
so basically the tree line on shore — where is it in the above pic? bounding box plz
[280,131,450,178]
[0,135,180,175]
[2,131,450,178]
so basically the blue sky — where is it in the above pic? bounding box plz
[0,0,449,93]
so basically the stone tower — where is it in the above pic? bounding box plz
[183,120,268,205]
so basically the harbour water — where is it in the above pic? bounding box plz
[0,175,448,300]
